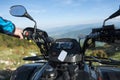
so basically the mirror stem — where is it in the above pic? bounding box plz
[103,18,109,27]
[34,20,37,33]
[25,13,37,33]
[25,13,35,21]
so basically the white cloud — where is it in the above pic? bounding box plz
[63,0,73,5]
[60,0,105,5]
[28,9,47,14]
[0,13,3,16]
[53,0,81,5]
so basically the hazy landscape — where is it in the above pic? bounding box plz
[47,22,120,39]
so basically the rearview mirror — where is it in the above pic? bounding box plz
[10,5,26,17]
[10,5,37,33]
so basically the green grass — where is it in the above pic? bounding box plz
[0,33,120,70]
[0,33,40,70]
[111,52,120,60]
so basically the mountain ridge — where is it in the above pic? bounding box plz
[46,22,120,39]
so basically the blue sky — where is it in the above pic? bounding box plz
[0,0,120,29]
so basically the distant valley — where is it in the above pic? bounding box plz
[46,23,102,39]
[46,22,120,39]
